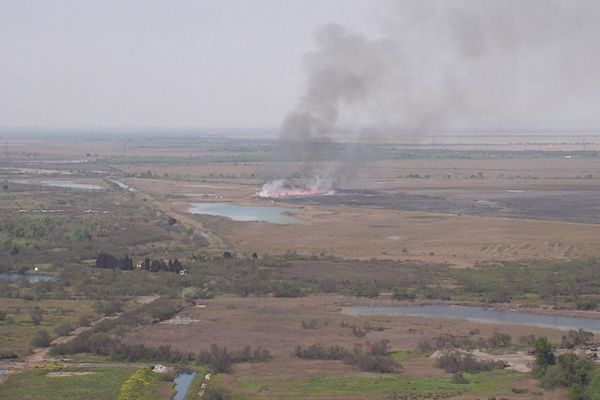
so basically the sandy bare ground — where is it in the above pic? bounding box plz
[430,349,535,373]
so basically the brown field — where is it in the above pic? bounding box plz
[125,294,569,399]
[125,295,570,356]
[6,135,600,266]
[3,135,600,398]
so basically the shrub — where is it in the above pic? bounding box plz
[540,353,595,392]
[418,334,476,352]
[534,337,556,376]
[273,283,303,298]
[294,344,348,360]
[351,283,379,298]
[92,299,123,316]
[20,288,37,301]
[585,369,600,400]
[0,310,6,321]
[29,307,43,325]
[488,332,512,348]
[0,351,18,360]
[560,329,594,349]
[340,321,384,338]
[452,372,469,384]
[294,340,399,374]
[301,319,320,329]
[345,340,400,373]
[118,367,154,400]
[437,351,506,373]
[391,287,416,301]
[54,323,73,337]
[196,344,271,373]
[31,330,51,347]
[203,385,231,400]
[182,287,201,303]
[518,335,536,346]
[575,299,597,311]
[78,315,92,326]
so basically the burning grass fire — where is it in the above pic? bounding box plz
[258,176,334,199]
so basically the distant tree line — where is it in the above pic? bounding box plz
[51,333,270,373]
[94,252,186,273]
[95,253,134,270]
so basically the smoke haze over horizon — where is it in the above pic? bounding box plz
[1,1,600,136]
[282,0,600,143]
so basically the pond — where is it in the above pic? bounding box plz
[342,305,600,332]
[172,372,196,400]
[188,202,299,224]
[0,273,56,283]
[11,179,102,190]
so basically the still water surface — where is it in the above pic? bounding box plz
[172,372,196,400]
[0,273,56,283]
[342,305,600,332]
[188,202,299,224]
[12,179,102,190]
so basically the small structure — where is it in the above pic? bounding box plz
[151,364,171,373]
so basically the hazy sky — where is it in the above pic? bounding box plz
[0,0,376,130]
[2,1,600,134]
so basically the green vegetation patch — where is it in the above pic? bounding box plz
[0,365,135,400]
[0,298,95,358]
[118,366,175,400]
[231,370,520,399]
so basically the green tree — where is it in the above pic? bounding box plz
[534,336,555,376]
[182,287,200,303]
[585,369,600,400]
[568,383,585,400]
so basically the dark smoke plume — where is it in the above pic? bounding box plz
[277,0,600,186]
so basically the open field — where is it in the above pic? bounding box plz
[5,136,600,268]
[3,135,600,398]
[0,299,95,358]
[124,294,570,399]
[224,361,549,400]
[0,363,177,400]
[124,295,572,356]
[189,205,600,266]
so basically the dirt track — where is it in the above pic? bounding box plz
[0,295,159,385]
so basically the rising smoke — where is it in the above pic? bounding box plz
[283,0,600,139]
[266,0,600,195]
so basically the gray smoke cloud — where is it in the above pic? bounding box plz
[282,0,600,143]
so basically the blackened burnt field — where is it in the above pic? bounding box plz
[284,188,600,224]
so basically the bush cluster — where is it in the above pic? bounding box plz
[436,351,506,373]
[560,329,594,350]
[51,332,270,374]
[197,344,271,373]
[418,332,513,353]
[294,339,400,373]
